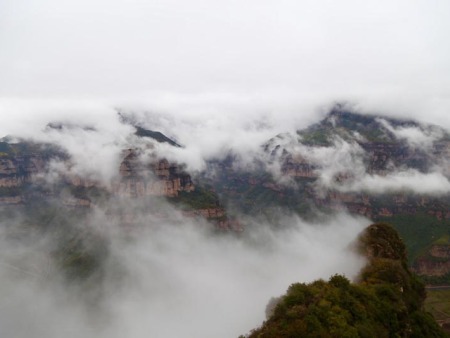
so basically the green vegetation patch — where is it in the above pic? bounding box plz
[421,274,450,286]
[246,274,446,338]
[135,126,181,147]
[169,186,219,210]
[425,288,450,325]
[435,234,450,245]
[244,223,448,338]
[376,214,450,264]
[297,128,332,146]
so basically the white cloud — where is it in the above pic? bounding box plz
[1,0,450,173]
[0,208,367,338]
[377,118,444,150]
[306,139,367,188]
[0,100,134,183]
[338,169,450,195]
[0,0,449,129]
[271,135,450,196]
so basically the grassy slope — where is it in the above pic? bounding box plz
[376,214,450,263]
[425,288,450,333]
[426,289,450,322]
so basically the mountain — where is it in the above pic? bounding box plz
[0,128,238,231]
[2,109,450,335]
[242,223,449,337]
[1,108,450,282]
[198,107,450,283]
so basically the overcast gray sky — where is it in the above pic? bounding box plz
[1,0,449,129]
[1,0,449,175]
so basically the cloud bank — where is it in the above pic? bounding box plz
[1,0,450,129]
[337,170,450,195]
[0,206,367,338]
[1,0,450,175]
[377,118,445,151]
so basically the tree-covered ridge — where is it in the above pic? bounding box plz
[244,223,448,338]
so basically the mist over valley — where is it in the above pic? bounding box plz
[1,0,450,336]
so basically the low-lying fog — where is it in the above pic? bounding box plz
[0,204,366,338]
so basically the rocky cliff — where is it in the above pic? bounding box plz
[0,129,230,229]
[414,244,450,277]
[0,141,66,205]
[113,149,194,198]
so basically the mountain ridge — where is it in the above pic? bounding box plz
[1,109,450,281]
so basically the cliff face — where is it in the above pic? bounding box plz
[0,143,65,205]
[414,245,450,277]
[0,156,48,188]
[113,149,194,198]
[280,154,317,178]
[0,196,23,205]
[0,144,195,202]
[313,191,450,221]
[0,137,232,229]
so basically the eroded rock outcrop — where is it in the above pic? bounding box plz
[414,245,450,277]
[113,149,194,198]
[0,139,234,229]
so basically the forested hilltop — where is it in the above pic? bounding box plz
[242,223,449,337]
